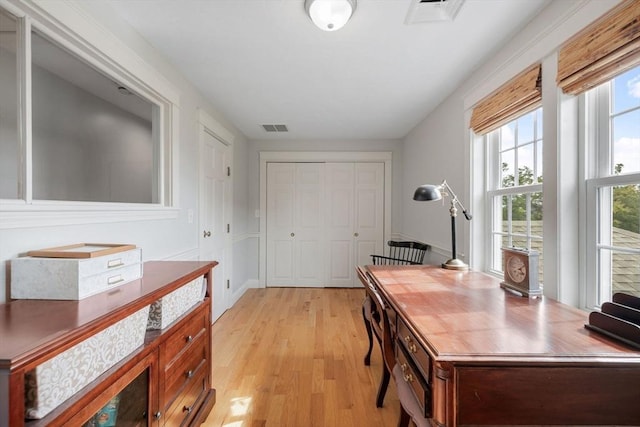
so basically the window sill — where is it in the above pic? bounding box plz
[0,201,179,229]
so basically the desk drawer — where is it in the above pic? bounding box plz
[397,318,431,380]
[397,342,432,418]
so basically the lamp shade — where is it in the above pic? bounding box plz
[305,0,356,31]
[413,184,442,202]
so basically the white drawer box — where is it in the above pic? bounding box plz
[147,275,206,330]
[11,248,142,300]
[24,305,150,419]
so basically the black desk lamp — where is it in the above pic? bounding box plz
[413,180,472,270]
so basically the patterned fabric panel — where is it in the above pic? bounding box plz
[24,305,150,419]
[147,276,205,330]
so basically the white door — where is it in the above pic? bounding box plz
[353,163,385,270]
[325,163,355,287]
[200,130,231,322]
[266,163,324,287]
[325,162,384,287]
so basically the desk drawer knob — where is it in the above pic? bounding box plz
[186,370,194,378]
[400,363,414,383]
[185,335,193,343]
[183,405,193,414]
[154,412,162,420]
[404,335,418,353]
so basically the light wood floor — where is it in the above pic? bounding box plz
[203,287,400,427]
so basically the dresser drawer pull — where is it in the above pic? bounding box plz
[107,275,124,285]
[400,363,414,383]
[185,335,193,343]
[154,411,162,420]
[107,259,124,268]
[186,370,194,378]
[183,405,193,414]
[404,335,418,354]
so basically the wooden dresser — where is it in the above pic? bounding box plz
[0,260,217,427]
[358,264,640,426]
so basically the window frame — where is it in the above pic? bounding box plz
[484,108,544,277]
[0,1,180,229]
[584,80,640,309]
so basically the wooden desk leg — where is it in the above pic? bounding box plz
[433,363,452,427]
[362,302,374,366]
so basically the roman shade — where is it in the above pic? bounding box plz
[557,0,640,95]
[470,63,542,135]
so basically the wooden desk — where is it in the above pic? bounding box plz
[358,264,640,426]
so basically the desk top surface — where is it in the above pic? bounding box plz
[364,264,640,364]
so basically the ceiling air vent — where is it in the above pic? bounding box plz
[262,124,288,133]
[406,0,465,24]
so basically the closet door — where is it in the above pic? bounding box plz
[266,163,324,287]
[325,162,384,287]
[353,163,384,270]
[325,163,355,287]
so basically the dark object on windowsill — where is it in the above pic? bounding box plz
[585,293,640,350]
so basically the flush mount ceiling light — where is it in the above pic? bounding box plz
[305,0,356,32]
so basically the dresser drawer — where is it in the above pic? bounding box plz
[163,366,207,427]
[397,341,432,418]
[164,332,207,407]
[161,304,208,364]
[397,317,431,380]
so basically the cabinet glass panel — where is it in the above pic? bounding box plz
[83,369,148,427]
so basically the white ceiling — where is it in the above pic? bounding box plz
[100,0,549,141]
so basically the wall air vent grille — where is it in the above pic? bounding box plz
[262,124,289,132]
[406,0,464,23]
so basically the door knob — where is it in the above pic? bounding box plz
[203,230,211,238]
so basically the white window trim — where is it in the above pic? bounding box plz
[0,0,180,229]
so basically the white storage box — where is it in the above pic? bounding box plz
[11,248,142,300]
[24,305,150,419]
[147,275,206,330]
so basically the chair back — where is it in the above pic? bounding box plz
[361,272,395,370]
[371,240,429,265]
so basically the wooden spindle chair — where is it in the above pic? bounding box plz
[370,240,429,266]
[362,241,428,407]
[360,268,430,427]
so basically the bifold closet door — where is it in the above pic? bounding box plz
[266,163,325,287]
[266,162,384,287]
[325,163,384,287]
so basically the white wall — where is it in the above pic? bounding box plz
[401,0,620,288]
[0,0,250,303]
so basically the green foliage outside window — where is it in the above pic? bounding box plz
[613,163,640,234]
[502,164,543,221]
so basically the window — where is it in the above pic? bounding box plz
[486,108,544,281]
[585,65,640,307]
[0,4,178,227]
[0,8,18,200]
[30,29,159,203]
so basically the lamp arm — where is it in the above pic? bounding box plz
[441,180,472,221]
